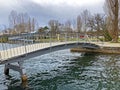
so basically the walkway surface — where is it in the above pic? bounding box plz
[94,42,120,47]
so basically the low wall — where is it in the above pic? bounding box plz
[71,47,120,54]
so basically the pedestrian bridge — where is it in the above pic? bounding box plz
[0,32,101,82]
[0,41,100,64]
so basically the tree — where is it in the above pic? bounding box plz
[8,10,38,34]
[9,10,17,28]
[38,26,49,33]
[81,9,91,33]
[87,16,94,31]
[48,20,59,34]
[44,26,49,30]
[17,13,26,33]
[104,0,119,42]
[65,20,72,33]
[31,18,35,32]
[87,13,112,41]
[28,17,31,32]
[77,15,82,33]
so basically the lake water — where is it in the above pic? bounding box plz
[0,49,120,90]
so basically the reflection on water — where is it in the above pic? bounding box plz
[0,50,120,90]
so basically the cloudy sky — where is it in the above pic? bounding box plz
[0,0,105,28]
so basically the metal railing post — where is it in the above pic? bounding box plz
[77,32,79,44]
[65,33,67,45]
[50,32,52,51]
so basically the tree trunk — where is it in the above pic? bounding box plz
[112,0,119,42]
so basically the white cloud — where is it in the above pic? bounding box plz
[32,0,105,7]
[0,0,105,27]
[0,0,17,7]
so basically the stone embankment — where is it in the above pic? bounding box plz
[71,42,120,54]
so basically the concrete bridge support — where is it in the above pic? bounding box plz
[4,62,27,82]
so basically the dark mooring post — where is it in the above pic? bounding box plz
[4,64,9,75]
[4,62,27,82]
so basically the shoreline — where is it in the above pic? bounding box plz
[71,42,120,54]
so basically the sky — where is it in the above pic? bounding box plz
[0,0,105,29]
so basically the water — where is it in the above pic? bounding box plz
[0,49,120,90]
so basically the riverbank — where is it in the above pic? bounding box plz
[71,42,120,54]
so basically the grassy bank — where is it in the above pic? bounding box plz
[0,36,8,43]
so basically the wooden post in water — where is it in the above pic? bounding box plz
[4,64,9,75]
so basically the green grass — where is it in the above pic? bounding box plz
[0,36,8,43]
